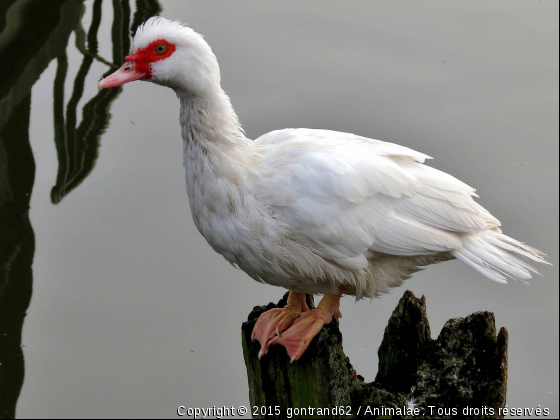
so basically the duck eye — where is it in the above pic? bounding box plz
[155,44,167,54]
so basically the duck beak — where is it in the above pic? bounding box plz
[98,61,147,90]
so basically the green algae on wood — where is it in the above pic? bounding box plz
[241,291,508,419]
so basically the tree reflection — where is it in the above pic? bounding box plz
[0,0,160,417]
[0,94,34,420]
[52,0,161,203]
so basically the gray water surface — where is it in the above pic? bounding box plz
[1,1,558,418]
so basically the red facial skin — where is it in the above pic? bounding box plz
[126,39,176,79]
[97,39,176,90]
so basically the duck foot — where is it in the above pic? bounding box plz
[269,294,342,362]
[251,291,309,358]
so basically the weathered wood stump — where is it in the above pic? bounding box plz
[242,290,508,419]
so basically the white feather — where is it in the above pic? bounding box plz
[130,18,549,298]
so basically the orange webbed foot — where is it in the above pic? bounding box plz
[251,292,308,359]
[269,294,342,363]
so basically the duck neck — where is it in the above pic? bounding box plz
[179,88,250,149]
[178,89,254,210]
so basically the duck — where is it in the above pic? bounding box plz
[98,17,549,363]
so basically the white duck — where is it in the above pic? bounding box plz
[99,17,548,362]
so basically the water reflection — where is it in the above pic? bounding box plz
[51,0,161,203]
[0,0,160,417]
[0,94,34,420]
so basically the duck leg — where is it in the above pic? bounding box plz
[251,291,309,358]
[268,294,342,363]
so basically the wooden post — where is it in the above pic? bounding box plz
[242,290,508,419]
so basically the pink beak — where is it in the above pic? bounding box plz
[98,61,147,90]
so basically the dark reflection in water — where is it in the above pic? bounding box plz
[0,0,160,417]
[51,0,160,203]
[0,95,34,420]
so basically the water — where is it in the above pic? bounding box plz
[1,1,558,418]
